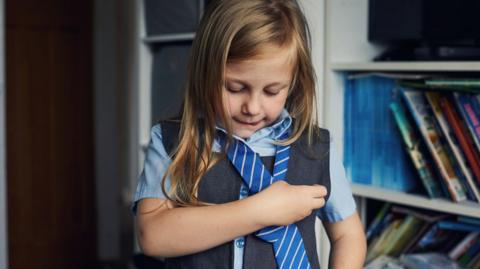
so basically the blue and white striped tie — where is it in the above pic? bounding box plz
[225,133,312,269]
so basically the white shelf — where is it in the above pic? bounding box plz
[330,62,480,72]
[142,33,195,44]
[352,183,480,218]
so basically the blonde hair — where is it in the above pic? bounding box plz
[162,0,318,206]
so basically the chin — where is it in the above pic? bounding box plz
[230,120,268,139]
[234,130,255,139]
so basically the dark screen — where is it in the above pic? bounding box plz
[368,0,480,45]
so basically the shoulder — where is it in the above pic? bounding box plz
[312,126,330,144]
[296,125,331,146]
[155,119,182,155]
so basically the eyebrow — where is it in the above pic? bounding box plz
[225,78,290,89]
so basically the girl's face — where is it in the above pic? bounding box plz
[223,44,295,139]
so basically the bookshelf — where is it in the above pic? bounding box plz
[323,0,480,265]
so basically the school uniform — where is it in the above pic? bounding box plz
[132,109,356,269]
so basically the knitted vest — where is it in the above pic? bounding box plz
[160,121,331,269]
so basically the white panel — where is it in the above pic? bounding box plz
[0,0,7,267]
[299,0,325,125]
[138,0,152,148]
[325,0,383,63]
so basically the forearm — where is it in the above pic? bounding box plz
[137,196,264,257]
[324,213,366,269]
[328,232,366,269]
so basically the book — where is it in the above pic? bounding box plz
[438,220,480,233]
[390,205,449,223]
[401,89,467,202]
[458,240,480,266]
[399,252,464,269]
[413,224,465,253]
[440,95,480,186]
[402,223,433,254]
[448,231,479,260]
[425,91,480,202]
[467,248,480,268]
[383,216,425,257]
[453,92,480,155]
[366,203,392,241]
[390,102,443,198]
[343,76,418,191]
[367,219,403,263]
[364,255,405,269]
[457,216,480,226]
[391,207,440,254]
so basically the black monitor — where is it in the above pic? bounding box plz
[368,0,480,60]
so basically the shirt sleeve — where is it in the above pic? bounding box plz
[131,124,172,215]
[317,141,357,222]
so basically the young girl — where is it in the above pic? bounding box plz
[133,0,366,268]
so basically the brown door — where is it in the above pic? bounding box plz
[6,0,97,268]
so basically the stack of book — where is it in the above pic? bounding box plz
[365,203,480,269]
[344,74,480,203]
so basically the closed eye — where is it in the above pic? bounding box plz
[264,90,280,96]
[264,85,287,96]
[225,82,247,93]
[226,86,245,93]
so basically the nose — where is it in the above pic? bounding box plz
[241,93,261,116]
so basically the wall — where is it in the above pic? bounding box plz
[94,0,137,264]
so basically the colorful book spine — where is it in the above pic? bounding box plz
[390,102,442,198]
[440,95,480,186]
[448,232,479,260]
[459,240,480,266]
[426,92,480,202]
[453,92,480,159]
[401,89,467,202]
[457,216,480,226]
[366,202,391,241]
[384,216,424,256]
[438,220,480,233]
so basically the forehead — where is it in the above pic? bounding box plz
[225,44,296,84]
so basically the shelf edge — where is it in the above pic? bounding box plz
[351,183,480,218]
[330,62,480,72]
[142,33,196,44]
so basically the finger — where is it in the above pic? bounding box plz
[311,197,326,209]
[311,185,327,198]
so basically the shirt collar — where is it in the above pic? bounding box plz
[215,109,292,143]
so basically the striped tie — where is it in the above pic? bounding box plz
[225,132,312,269]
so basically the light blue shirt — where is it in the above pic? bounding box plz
[133,110,356,269]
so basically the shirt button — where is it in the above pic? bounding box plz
[236,238,245,248]
[240,186,249,196]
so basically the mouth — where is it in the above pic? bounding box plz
[234,118,263,127]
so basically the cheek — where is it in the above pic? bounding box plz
[269,94,288,115]
[222,92,232,113]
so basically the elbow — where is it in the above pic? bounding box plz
[137,225,167,257]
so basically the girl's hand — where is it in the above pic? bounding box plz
[250,181,327,227]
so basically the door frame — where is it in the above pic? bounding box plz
[0,0,8,267]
